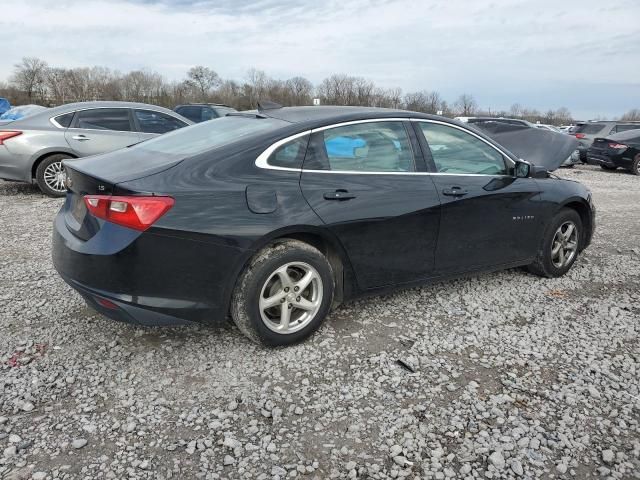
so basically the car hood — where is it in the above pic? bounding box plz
[470,122,578,171]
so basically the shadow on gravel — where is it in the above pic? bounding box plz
[0,180,45,196]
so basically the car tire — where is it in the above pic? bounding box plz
[527,208,582,278]
[600,164,617,171]
[35,154,71,197]
[231,239,334,346]
[631,154,640,176]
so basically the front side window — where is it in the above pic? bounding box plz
[305,121,416,172]
[135,109,187,134]
[74,109,132,132]
[419,123,508,175]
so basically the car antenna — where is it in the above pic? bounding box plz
[257,100,283,112]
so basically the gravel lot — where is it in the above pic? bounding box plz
[0,165,639,480]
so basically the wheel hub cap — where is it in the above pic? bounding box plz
[551,221,578,268]
[259,262,323,334]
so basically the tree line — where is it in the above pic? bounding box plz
[3,56,634,125]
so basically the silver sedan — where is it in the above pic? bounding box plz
[0,101,192,196]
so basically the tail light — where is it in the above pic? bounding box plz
[84,195,174,231]
[0,131,22,145]
[608,143,627,149]
[574,133,586,139]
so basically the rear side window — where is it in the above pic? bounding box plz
[304,122,416,172]
[176,106,202,123]
[53,112,74,128]
[74,109,132,131]
[574,123,605,135]
[419,123,508,175]
[135,109,187,134]
[614,124,640,133]
[268,135,309,169]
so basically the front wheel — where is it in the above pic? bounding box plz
[35,154,71,197]
[231,240,334,346]
[527,208,582,278]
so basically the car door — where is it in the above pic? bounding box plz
[134,109,189,141]
[65,108,140,156]
[414,120,543,273]
[299,119,441,289]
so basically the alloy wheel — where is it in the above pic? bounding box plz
[43,161,67,193]
[259,262,323,334]
[551,221,578,268]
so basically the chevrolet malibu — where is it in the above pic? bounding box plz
[53,106,595,346]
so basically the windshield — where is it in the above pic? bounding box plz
[134,115,288,155]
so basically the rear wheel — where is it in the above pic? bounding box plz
[231,240,334,346]
[527,208,582,278]
[35,154,71,197]
[631,154,640,176]
[600,164,617,171]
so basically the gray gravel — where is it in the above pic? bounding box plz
[1,165,639,479]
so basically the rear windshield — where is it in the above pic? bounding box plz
[133,115,288,155]
[574,123,605,135]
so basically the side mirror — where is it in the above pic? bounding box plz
[514,160,531,178]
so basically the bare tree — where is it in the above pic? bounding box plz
[285,76,313,105]
[621,108,640,121]
[185,66,221,101]
[11,57,48,102]
[454,94,478,116]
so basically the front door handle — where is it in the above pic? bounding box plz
[323,189,356,201]
[442,187,468,197]
[72,135,90,141]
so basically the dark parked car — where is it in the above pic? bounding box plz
[174,103,237,123]
[572,121,640,162]
[587,129,640,175]
[53,106,595,346]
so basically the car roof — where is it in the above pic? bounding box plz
[257,105,439,129]
[45,101,179,115]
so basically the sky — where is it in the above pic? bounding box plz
[1,0,639,119]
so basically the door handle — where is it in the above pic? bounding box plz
[323,190,356,201]
[72,135,90,141]
[442,187,468,197]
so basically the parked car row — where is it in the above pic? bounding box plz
[571,120,640,163]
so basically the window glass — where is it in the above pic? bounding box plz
[574,123,605,135]
[307,122,415,172]
[54,112,74,128]
[201,108,217,121]
[135,110,187,134]
[75,109,132,131]
[176,106,202,123]
[134,116,288,155]
[268,135,309,169]
[419,123,508,175]
[615,124,640,133]
[213,107,236,116]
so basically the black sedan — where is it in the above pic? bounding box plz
[587,129,640,175]
[53,106,596,346]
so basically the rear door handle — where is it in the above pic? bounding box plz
[323,190,356,201]
[442,187,468,197]
[72,135,90,141]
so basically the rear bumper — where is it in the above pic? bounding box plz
[587,151,630,169]
[52,203,248,327]
[0,146,31,182]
